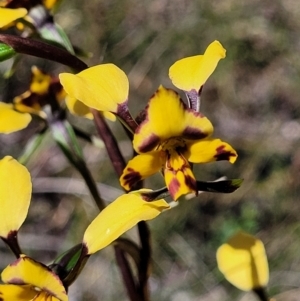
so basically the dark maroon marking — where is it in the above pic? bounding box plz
[214,145,237,161]
[182,126,208,140]
[135,110,147,125]
[165,152,197,198]
[116,101,131,123]
[122,168,142,189]
[134,97,153,135]
[7,277,25,285]
[137,133,160,153]
[15,83,65,114]
[186,108,205,118]
[9,257,22,267]
[184,174,197,194]
[117,101,129,115]
[175,144,187,154]
[167,177,180,199]
[117,102,138,132]
[176,93,188,109]
[5,0,41,9]
[2,230,22,258]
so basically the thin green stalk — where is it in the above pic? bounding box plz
[51,119,105,211]
[18,130,46,165]
[76,160,105,211]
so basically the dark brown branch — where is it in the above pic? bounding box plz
[1,231,22,258]
[137,222,151,301]
[91,109,126,177]
[115,246,143,301]
[0,34,87,72]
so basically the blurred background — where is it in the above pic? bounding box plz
[1,0,300,300]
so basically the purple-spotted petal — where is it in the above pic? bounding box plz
[164,149,197,200]
[185,138,237,163]
[1,255,68,301]
[120,152,164,191]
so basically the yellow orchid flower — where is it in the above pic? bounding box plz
[14,66,66,118]
[0,255,68,301]
[169,40,226,92]
[0,67,66,134]
[83,190,170,255]
[120,86,237,200]
[0,7,27,27]
[0,156,31,238]
[216,231,269,291]
[59,64,129,115]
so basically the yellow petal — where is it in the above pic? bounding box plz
[0,103,31,134]
[59,64,129,113]
[0,156,31,238]
[13,94,45,117]
[2,255,68,301]
[0,284,37,301]
[0,8,27,27]
[65,96,93,120]
[185,138,237,164]
[83,191,170,254]
[216,231,269,291]
[169,40,226,91]
[133,86,213,153]
[102,111,116,121]
[120,152,164,191]
[164,149,197,200]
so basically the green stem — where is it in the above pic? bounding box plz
[51,119,105,211]
[75,160,106,211]
[18,130,46,165]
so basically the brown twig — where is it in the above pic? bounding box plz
[91,109,126,177]
[0,34,87,72]
[115,246,143,301]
